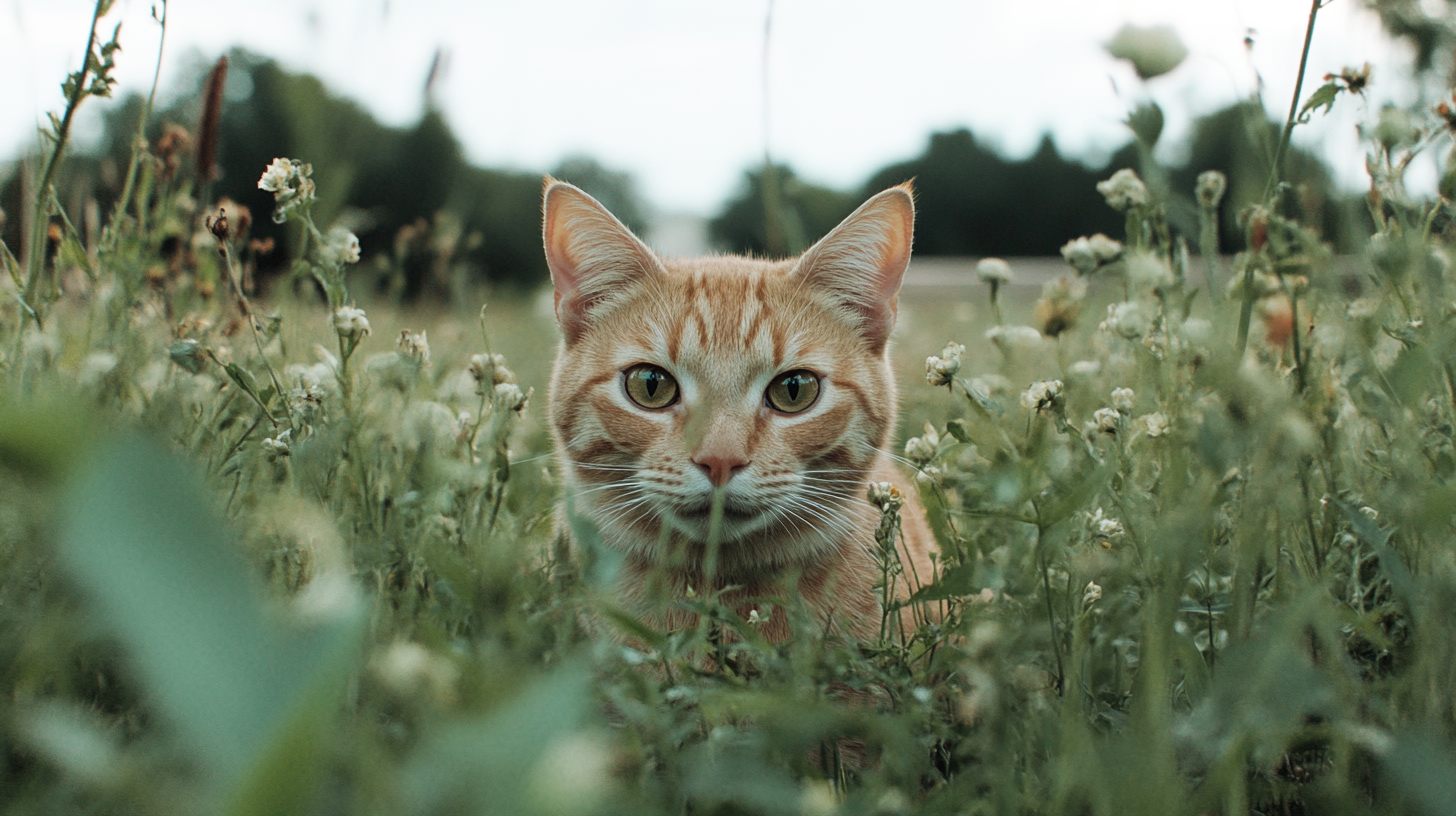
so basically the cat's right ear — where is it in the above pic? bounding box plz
[543,177,663,345]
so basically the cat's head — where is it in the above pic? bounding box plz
[543,178,914,572]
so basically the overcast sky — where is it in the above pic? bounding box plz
[0,0,1428,214]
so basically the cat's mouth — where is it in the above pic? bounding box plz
[674,500,759,524]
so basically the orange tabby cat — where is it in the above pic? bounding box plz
[544,177,936,643]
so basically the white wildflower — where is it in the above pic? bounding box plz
[1097,168,1149,211]
[1089,507,1125,538]
[262,429,292,461]
[746,608,767,625]
[976,257,1014,284]
[1083,581,1103,607]
[397,330,430,365]
[316,226,361,267]
[915,465,942,490]
[495,382,529,413]
[986,324,1044,349]
[256,157,316,223]
[1068,360,1101,376]
[1020,379,1064,412]
[1060,236,1099,275]
[468,352,516,394]
[1088,233,1123,263]
[1110,387,1135,413]
[1127,252,1175,290]
[925,341,965,387]
[1101,301,1150,340]
[333,307,371,341]
[1359,506,1379,520]
[1138,412,1170,438]
[904,422,940,464]
[867,481,904,512]
[257,158,294,193]
[1092,407,1120,434]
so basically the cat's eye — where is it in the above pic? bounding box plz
[623,364,679,409]
[766,370,820,414]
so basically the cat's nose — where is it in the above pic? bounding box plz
[692,454,749,487]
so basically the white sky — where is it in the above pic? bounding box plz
[0,0,1430,214]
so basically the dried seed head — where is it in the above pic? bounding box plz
[197,57,228,182]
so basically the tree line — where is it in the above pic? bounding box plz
[1,49,1356,298]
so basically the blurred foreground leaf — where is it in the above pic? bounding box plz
[60,438,364,816]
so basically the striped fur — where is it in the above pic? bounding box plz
[545,178,937,642]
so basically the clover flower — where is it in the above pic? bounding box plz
[1100,302,1150,340]
[1089,507,1125,538]
[867,481,904,512]
[1060,237,1099,275]
[257,157,316,223]
[262,429,292,461]
[986,324,1044,349]
[333,306,371,341]
[1110,387,1135,413]
[925,341,965,387]
[1092,407,1120,434]
[1097,168,1149,211]
[468,353,515,396]
[495,382,529,413]
[1138,412,1170,438]
[1035,274,1087,337]
[904,423,940,465]
[976,257,1014,284]
[1088,233,1123,263]
[397,330,430,365]
[1020,379,1064,412]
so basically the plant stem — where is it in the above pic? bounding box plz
[1263,0,1323,202]
[22,0,109,329]
[109,1,168,244]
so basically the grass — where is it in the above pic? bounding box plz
[5,3,1456,815]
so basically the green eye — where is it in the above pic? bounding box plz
[766,370,820,414]
[624,364,679,409]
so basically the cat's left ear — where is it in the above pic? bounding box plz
[543,177,664,345]
[791,182,914,353]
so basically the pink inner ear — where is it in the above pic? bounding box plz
[542,180,661,344]
[793,185,915,351]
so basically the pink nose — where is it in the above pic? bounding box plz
[693,454,749,487]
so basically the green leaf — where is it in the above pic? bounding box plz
[908,562,980,603]
[405,666,594,816]
[60,439,363,814]
[1298,81,1342,122]
[945,418,971,443]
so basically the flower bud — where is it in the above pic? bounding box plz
[333,306,371,340]
[1195,170,1227,209]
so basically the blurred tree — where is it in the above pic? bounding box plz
[1167,101,1362,253]
[861,129,1132,256]
[1,49,649,295]
[708,164,857,256]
